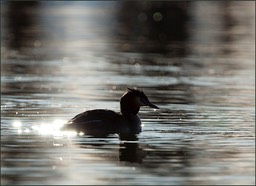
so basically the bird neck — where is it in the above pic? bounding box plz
[121,105,139,116]
[120,93,140,116]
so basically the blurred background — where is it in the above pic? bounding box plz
[1,1,255,185]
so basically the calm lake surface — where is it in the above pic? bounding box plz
[1,1,255,185]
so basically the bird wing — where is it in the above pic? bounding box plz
[63,109,121,136]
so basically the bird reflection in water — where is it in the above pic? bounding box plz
[119,140,146,163]
[77,137,146,164]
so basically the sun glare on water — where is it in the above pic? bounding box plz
[12,119,80,137]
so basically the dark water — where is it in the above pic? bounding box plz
[1,1,255,185]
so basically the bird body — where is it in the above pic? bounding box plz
[62,88,158,138]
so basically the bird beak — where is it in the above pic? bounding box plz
[147,102,159,109]
[141,98,159,109]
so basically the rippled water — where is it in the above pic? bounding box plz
[1,1,255,185]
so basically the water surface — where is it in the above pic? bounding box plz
[1,1,255,185]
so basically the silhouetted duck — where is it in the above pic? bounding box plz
[62,88,159,139]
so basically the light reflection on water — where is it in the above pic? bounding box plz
[12,119,76,136]
[1,1,255,185]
